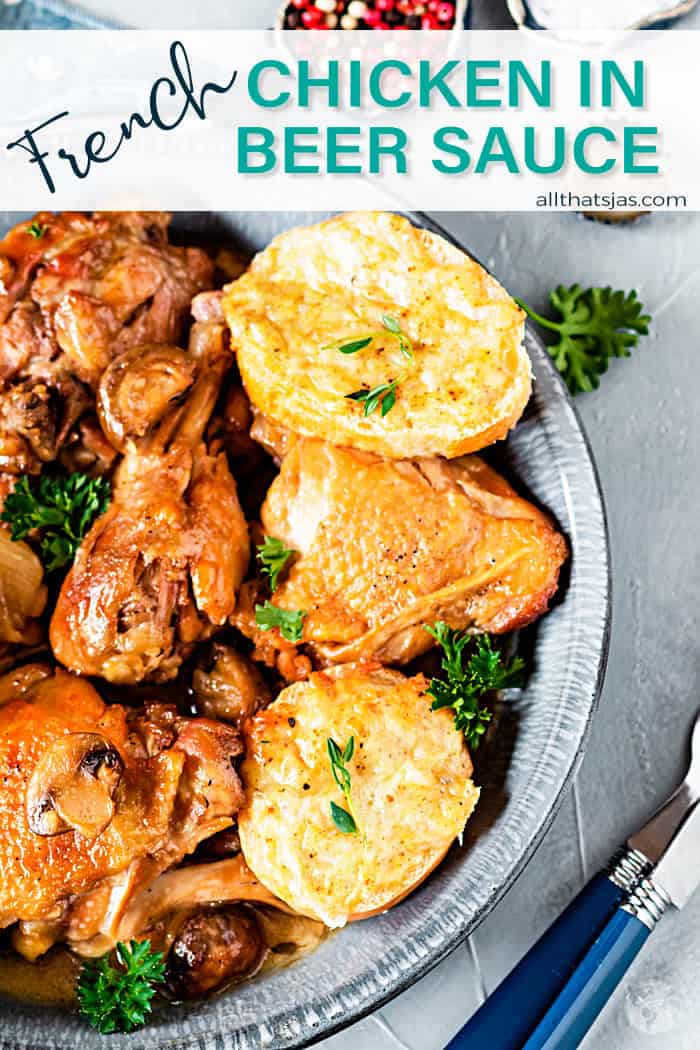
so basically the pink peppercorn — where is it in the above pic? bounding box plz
[421,11,439,25]
[377,0,395,9]
[363,7,383,24]
[302,7,323,25]
[437,1,454,20]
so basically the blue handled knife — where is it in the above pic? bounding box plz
[446,710,700,1050]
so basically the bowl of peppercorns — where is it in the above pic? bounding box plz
[277,0,469,31]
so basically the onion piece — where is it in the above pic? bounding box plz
[0,527,47,645]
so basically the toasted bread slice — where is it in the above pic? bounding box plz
[222,211,530,460]
[238,667,478,928]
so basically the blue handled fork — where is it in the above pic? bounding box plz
[446,709,700,1050]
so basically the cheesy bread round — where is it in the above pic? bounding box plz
[238,667,479,928]
[222,211,530,460]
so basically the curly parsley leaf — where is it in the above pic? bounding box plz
[516,285,650,395]
[26,220,48,239]
[255,600,306,643]
[77,939,165,1034]
[327,735,360,835]
[1,473,110,572]
[256,535,297,592]
[425,624,525,749]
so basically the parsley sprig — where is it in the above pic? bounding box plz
[256,535,297,592]
[516,285,650,395]
[326,314,414,418]
[327,735,361,836]
[426,623,525,749]
[26,220,48,239]
[255,600,306,643]
[1,473,110,572]
[77,939,165,1034]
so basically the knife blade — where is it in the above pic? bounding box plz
[628,712,700,866]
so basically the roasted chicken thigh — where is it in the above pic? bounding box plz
[50,323,249,683]
[0,664,245,958]
[0,211,212,475]
[235,432,567,668]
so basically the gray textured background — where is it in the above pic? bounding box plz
[14,1,700,1047]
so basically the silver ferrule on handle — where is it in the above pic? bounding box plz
[622,876,672,930]
[606,847,652,893]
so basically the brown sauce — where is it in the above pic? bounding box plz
[0,907,328,1013]
[0,948,80,1008]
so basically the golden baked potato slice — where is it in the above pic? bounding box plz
[238,667,479,928]
[222,211,530,459]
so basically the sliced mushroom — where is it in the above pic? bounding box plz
[165,906,266,1001]
[97,343,196,452]
[26,732,123,838]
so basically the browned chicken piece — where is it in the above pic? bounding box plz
[0,211,213,474]
[233,434,567,670]
[49,323,250,684]
[0,664,245,959]
[193,292,274,517]
[58,414,119,477]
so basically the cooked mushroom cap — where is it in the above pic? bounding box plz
[97,343,196,451]
[165,906,266,1000]
[193,644,271,726]
[25,732,123,838]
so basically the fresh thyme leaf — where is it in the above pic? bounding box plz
[26,220,48,239]
[425,624,525,749]
[77,939,165,1034]
[362,387,383,417]
[397,336,414,362]
[380,386,396,416]
[1,473,110,572]
[330,800,358,835]
[332,314,414,414]
[327,734,361,836]
[516,285,650,395]
[345,381,398,417]
[256,535,297,592]
[335,337,373,355]
[255,600,306,643]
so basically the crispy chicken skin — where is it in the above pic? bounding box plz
[0,664,244,958]
[222,211,530,460]
[0,211,213,474]
[234,434,567,668]
[50,323,249,684]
